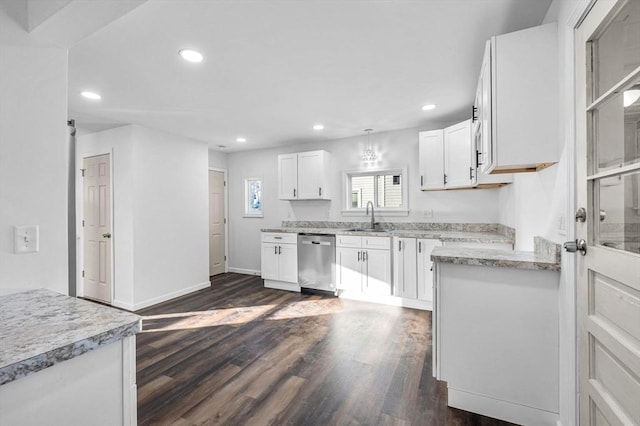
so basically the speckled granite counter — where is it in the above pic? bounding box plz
[261,227,514,245]
[430,236,561,271]
[0,289,141,385]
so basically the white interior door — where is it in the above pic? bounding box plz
[209,170,226,276]
[575,1,640,424]
[83,154,111,303]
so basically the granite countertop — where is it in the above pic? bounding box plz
[0,289,141,386]
[261,227,514,245]
[430,237,561,271]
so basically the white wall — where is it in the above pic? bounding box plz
[0,6,69,295]
[225,127,501,273]
[208,149,228,170]
[77,125,209,310]
[131,125,209,307]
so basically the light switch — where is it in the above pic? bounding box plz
[14,225,39,254]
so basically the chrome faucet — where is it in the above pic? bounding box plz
[366,200,377,230]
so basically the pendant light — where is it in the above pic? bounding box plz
[361,129,377,161]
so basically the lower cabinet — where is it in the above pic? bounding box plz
[393,237,441,307]
[261,233,298,291]
[336,235,391,296]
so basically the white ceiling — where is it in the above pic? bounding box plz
[67,0,552,152]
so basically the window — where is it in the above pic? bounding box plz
[343,168,408,216]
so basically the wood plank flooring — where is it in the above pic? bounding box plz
[136,273,516,426]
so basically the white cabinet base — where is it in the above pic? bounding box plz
[264,279,300,292]
[339,290,432,311]
[447,388,559,426]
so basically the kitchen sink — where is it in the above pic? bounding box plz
[343,228,389,233]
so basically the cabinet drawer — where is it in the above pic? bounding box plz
[336,235,362,248]
[362,236,390,250]
[262,233,298,244]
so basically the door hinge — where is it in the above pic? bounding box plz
[80,169,85,177]
[224,181,226,186]
[82,220,85,227]
[224,255,227,261]
[224,218,227,224]
[82,270,85,277]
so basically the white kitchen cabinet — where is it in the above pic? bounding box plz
[419,120,511,190]
[432,262,560,425]
[416,239,441,301]
[418,129,444,189]
[261,233,298,291]
[277,150,331,200]
[336,236,391,297]
[477,23,558,174]
[393,237,417,299]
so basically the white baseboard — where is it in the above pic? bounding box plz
[447,388,559,426]
[338,291,432,311]
[132,281,211,311]
[112,299,135,311]
[228,267,261,276]
[264,280,300,292]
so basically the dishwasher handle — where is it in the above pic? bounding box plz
[301,240,332,246]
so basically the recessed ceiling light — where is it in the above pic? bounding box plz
[179,49,204,63]
[236,137,247,143]
[313,124,324,130]
[81,91,101,100]
[421,104,436,111]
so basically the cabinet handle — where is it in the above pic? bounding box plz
[293,188,296,197]
[278,246,282,255]
[471,105,478,122]
[476,150,483,166]
[418,241,422,253]
[274,246,277,255]
[420,176,423,186]
[398,240,402,252]
[363,251,368,262]
[443,174,447,185]
[469,167,473,180]
[357,251,361,261]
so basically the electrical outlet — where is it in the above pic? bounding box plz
[424,209,434,219]
[14,225,39,254]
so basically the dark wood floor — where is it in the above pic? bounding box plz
[136,273,516,426]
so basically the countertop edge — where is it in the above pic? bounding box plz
[0,319,140,386]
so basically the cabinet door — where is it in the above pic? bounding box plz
[336,247,362,292]
[478,40,493,174]
[278,153,298,200]
[278,244,298,284]
[297,151,324,199]
[444,120,473,189]
[364,249,391,296]
[417,239,441,302]
[261,243,279,280]
[393,238,417,299]
[419,130,445,189]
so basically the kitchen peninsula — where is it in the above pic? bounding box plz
[0,289,140,426]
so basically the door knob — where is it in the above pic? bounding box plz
[575,207,586,222]
[102,233,111,239]
[563,239,587,256]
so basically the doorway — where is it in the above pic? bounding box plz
[82,153,112,303]
[209,169,227,276]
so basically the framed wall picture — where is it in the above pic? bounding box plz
[244,177,263,217]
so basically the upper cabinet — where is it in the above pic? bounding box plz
[419,120,511,191]
[476,23,558,174]
[277,150,331,200]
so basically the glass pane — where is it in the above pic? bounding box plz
[596,171,640,254]
[593,0,640,98]
[351,176,374,208]
[376,175,402,208]
[592,80,640,172]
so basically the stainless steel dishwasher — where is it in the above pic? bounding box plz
[297,233,336,293]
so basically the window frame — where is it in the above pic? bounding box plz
[341,167,409,216]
